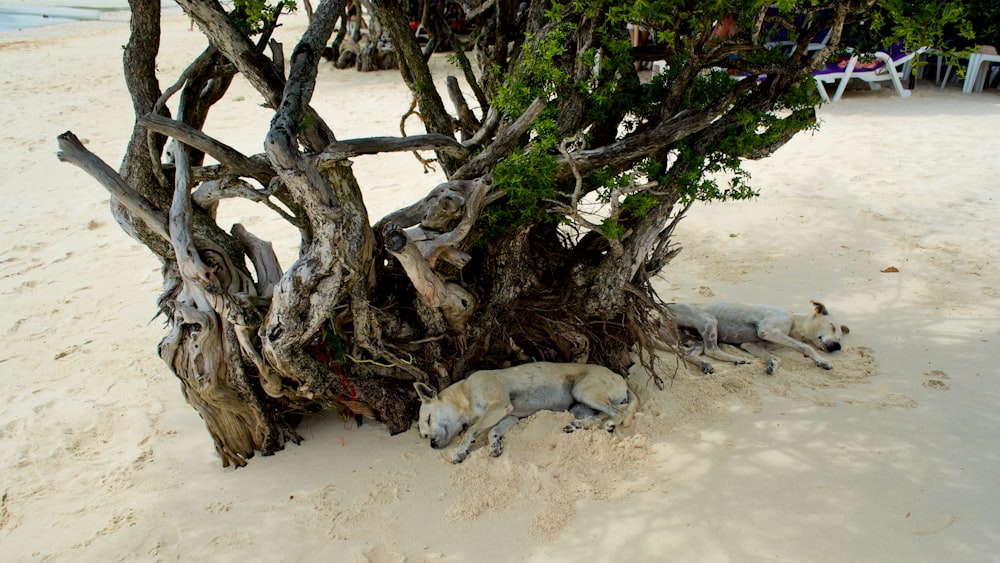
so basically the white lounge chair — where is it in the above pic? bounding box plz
[963,51,1000,93]
[813,43,925,102]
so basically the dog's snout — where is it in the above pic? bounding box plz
[430,439,446,450]
[826,341,841,352]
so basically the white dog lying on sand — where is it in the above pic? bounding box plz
[667,300,849,375]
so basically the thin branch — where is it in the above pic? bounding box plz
[438,16,489,113]
[316,134,469,165]
[446,75,480,140]
[169,142,214,286]
[57,131,169,240]
[176,0,339,149]
[147,45,222,188]
[552,136,602,234]
[140,114,275,182]
[461,105,500,150]
[175,0,287,108]
[269,38,285,77]
[464,0,498,19]
[267,0,343,170]
[554,80,753,180]
[549,137,625,256]
[154,46,221,115]
[399,95,438,172]
[451,97,547,181]
[191,177,301,228]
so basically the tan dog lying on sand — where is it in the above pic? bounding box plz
[667,300,849,375]
[414,362,638,464]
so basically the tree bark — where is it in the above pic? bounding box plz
[58,1,888,466]
[371,0,462,175]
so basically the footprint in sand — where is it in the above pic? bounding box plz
[0,492,14,532]
[54,342,91,360]
[12,280,39,294]
[912,511,959,536]
[205,502,233,513]
[923,369,950,390]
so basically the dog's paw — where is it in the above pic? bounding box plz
[563,421,579,433]
[489,439,503,458]
[700,361,715,375]
[817,359,833,370]
[603,420,616,433]
[766,358,780,375]
[451,450,468,464]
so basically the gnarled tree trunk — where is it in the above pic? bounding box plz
[59,0,878,466]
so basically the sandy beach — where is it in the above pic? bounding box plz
[2,9,999,561]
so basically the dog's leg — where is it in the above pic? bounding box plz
[451,404,513,463]
[757,330,832,370]
[652,339,715,374]
[677,343,717,374]
[573,391,637,433]
[566,403,603,432]
[690,315,753,366]
[673,304,753,367]
[740,342,780,375]
[600,389,639,432]
[571,377,625,433]
[655,312,716,375]
[703,339,753,366]
[564,405,609,433]
[488,415,519,458]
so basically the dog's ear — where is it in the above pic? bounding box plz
[413,381,438,402]
[810,300,829,316]
[840,324,850,334]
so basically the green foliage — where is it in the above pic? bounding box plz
[296,112,315,135]
[847,1,973,53]
[961,0,1000,45]
[836,1,976,78]
[486,109,566,240]
[486,145,563,240]
[488,18,592,240]
[494,22,575,118]
[445,47,465,67]
[601,217,626,239]
[229,0,296,35]
[483,1,979,248]
[588,174,659,241]
[582,44,629,119]
[596,0,775,37]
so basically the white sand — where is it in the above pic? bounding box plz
[2,10,999,561]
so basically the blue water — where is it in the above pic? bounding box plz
[0,3,129,32]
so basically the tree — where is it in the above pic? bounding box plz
[58,0,927,467]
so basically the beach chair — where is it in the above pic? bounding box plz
[813,42,926,102]
[764,19,831,59]
[963,50,1000,93]
[932,49,971,90]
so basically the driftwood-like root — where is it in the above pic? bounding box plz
[383,222,476,332]
[376,176,495,268]
[231,224,282,298]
